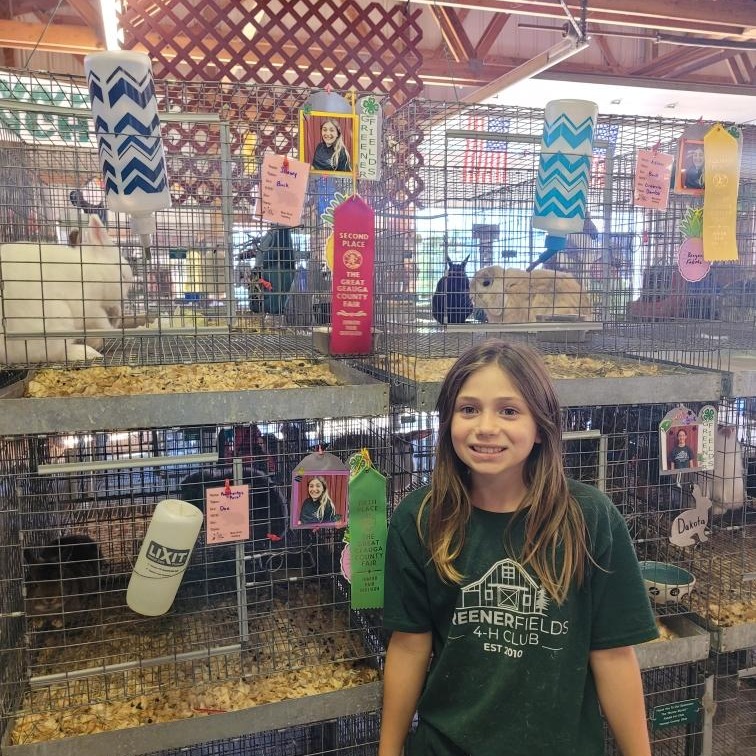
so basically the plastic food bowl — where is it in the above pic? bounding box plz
[638,560,696,605]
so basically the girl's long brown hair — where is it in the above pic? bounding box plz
[418,339,589,604]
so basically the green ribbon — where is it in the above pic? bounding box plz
[347,464,387,609]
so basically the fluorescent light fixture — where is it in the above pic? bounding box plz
[99,0,123,50]
[463,35,591,104]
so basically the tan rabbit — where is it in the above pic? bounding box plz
[470,266,593,324]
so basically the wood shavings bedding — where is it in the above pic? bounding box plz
[11,584,379,744]
[24,360,342,398]
[388,355,679,383]
[10,662,379,744]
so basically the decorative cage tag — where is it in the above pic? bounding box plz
[290,451,348,530]
[658,405,716,476]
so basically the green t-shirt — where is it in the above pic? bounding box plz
[383,479,658,756]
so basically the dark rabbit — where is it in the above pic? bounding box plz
[24,534,102,627]
[317,429,431,497]
[432,255,474,325]
[179,465,292,584]
[180,464,288,546]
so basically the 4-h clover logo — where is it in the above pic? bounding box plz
[361,97,380,116]
[700,407,715,422]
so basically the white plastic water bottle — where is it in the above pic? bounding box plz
[127,499,203,616]
[84,50,172,248]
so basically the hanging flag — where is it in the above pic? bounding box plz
[462,115,509,184]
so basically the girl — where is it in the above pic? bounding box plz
[380,340,657,756]
[668,427,695,469]
[311,119,352,172]
[298,475,338,525]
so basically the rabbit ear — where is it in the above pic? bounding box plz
[85,214,112,247]
[462,255,470,266]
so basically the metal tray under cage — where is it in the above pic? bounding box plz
[627,348,756,399]
[634,615,710,670]
[0,360,388,435]
[711,619,756,654]
[376,355,724,412]
[0,683,382,756]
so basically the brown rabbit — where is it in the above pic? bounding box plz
[471,267,593,324]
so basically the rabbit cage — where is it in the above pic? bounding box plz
[0,70,754,756]
[0,72,409,755]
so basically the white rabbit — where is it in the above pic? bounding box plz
[697,425,747,516]
[0,215,134,364]
[470,266,593,324]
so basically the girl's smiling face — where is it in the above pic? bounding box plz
[451,363,541,494]
[308,478,325,499]
[320,121,339,146]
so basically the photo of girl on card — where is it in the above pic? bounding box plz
[292,471,348,529]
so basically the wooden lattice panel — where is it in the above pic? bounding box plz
[121,0,424,112]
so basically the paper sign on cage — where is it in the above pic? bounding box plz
[205,484,250,544]
[659,405,716,476]
[669,484,711,548]
[260,153,310,226]
[633,149,674,210]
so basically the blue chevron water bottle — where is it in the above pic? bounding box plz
[84,51,171,249]
[532,99,598,255]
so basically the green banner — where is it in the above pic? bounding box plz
[347,465,387,609]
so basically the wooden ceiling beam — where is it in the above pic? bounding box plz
[738,52,754,80]
[726,57,747,85]
[630,44,708,76]
[430,5,475,62]
[595,31,621,72]
[667,49,744,79]
[0,19,102,53]
[475,13,510,59]
[396,1,756,38]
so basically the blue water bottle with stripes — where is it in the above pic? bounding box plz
[532,99,598,238]
[84,51,171,248]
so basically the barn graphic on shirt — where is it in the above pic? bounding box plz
[460,558,548,615]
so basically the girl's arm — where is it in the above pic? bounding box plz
[379,630,432,756]
[590,646,651,756]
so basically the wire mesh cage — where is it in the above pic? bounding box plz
[0,70,385,373]
[0,413,400,751]
[0,66,754,756]
[710,650,756,756]
[370,98,755,391]
[140,710,381,756]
